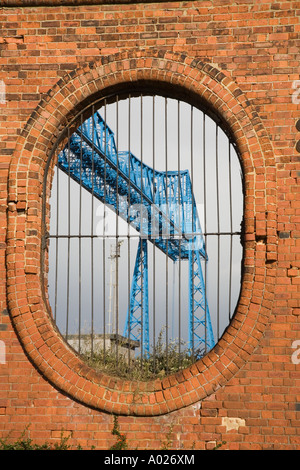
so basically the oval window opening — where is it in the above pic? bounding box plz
[43,92,244,381]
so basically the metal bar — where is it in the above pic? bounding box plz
[216,123,220,342]
[190,105,195,356]
[202,112,207,354]
[127,94,131,366]
[140,94,144,365]
[66,126,71,341]
[54,159,59,322]
[228,140,233,322]
[177,99,182,363]
[165,97,169,371]
[103,100,107,361]
[152,95,156,372]
[91,104,95,355]
[78,112,83,353]
[115,95,119,365]
[47,231,241,239]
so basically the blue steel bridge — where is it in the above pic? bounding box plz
[57,111,215,355]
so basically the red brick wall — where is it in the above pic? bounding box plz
[0,1,299,450]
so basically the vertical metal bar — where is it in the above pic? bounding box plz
[54,159,59,322]
[152,95,156,372]
[115,95,119,366]
[215,124,220,342]
[127,94,131,367]
[66,126,71,342]
[228,140,233,322]
[190,105,195,357]
[177,99,182,363]
[202,113,207,354]
[103,100,107,361]
[140,93,144,365]
[165,97,169,372]
[78,112,83,354]
[91,104,95,356]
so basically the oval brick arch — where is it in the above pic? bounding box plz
[6,49,276,416]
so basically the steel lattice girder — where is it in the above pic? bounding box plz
[123,239,149,355]
[188,244,214,352]
[57,111,215,354]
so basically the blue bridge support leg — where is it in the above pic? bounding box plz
[124,238,150,356]
[188,241,215,355]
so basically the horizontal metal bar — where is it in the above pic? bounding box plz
[46,231,242,239]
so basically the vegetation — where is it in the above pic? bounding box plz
[0,419,226,451]
[0,426,81,451]
[109,415,128,450]
[109,416,225,451]
[82,331,203,381]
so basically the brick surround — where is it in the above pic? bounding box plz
[0,1,299,450]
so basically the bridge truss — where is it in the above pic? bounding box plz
[57,110,215,355]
